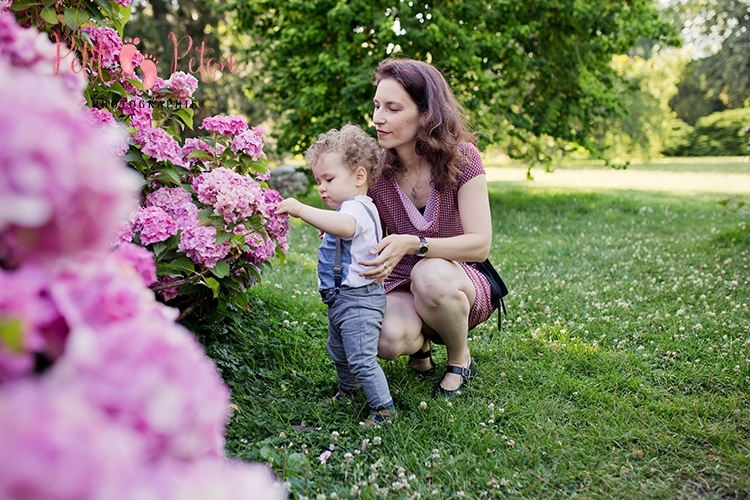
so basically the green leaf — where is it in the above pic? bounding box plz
[202,277,221,298]
[0,318,24,353]
[155,167,183,185]
[12,0,40,12]
[175,108,194,130]
[216,231,232,245]
[40,7,59,25]
[63,8,89,30]
[169,257,196,274]
[210,260,230,278]
[186,149,213,160]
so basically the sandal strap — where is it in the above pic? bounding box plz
[444,361,476,380]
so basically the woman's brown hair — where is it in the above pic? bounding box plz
[372,58,475,191]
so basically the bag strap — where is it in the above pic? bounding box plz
[333,199,381,292]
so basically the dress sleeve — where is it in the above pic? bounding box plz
[457,142,486,189]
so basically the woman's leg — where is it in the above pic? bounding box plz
[410,258,476,392]
[377,288,425,360]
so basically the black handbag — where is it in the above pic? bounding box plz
[474,258,509,329]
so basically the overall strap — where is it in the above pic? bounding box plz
[333,199,380,292]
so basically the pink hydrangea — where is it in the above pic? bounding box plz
[134,459,286,500]
[113,242,157,287]
[132,206,178,246]
[0,1,10,13]
[192,168,266,224]
[47,254,168,332]
[145,187,199,230]
[113,0,133,7]
[85,106,116,127]
[182,137,214,164]
[244,233,278,266]
[165,71,198,104]
[52,313,231,461]
[0,13,87,95]
[0,380,145,500]
[119,95,153,129]
[133,127,185,166]
[178,225,230,268]
[0,59,139,268]
[0,266,59,382]
[154,276,181,302]
[80,25,122,69]
[200,115,248,136]
[262,190,290,240]
[230,126,266,160]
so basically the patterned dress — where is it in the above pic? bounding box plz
[367,142,495,330]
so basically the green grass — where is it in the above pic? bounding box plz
[193,171,750,499]
[482,155,750,174]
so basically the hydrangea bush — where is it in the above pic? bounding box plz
[9,0,289,319]
[0,3,286,499]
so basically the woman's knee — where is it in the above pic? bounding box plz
[410,260,462,306]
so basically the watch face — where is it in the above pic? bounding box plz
[417,237,428,256]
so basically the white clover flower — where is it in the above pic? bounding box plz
[418,401,427,410]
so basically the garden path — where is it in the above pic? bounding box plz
[485,167,750,194]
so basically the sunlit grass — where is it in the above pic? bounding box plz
[196,178,750,499]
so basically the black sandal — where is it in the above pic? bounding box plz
[436,359,476,397]
[409,348,436,378]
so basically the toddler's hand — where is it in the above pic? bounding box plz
[275,198,303,218]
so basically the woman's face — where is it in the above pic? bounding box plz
[372,78,421,152]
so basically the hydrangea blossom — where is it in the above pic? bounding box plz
[0,59,138,267]
[230,127,266,160]
[192,167,266,224]
[263,189,290,241]
[182,137,214,165]
[132,206,178,246]
[80,25,122,68]
[165,71,199,104]
[145,187,199,231]
[244,233,278,266]
[0,12,87,95]
[178,225,231,268]
[113,242,157,287]
[0,380,145,500]
[134,126,185,166]
[200,114,248,136]
[120,95,153,129]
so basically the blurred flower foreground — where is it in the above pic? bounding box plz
[0,3,286,499]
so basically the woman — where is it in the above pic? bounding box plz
[360,58,496,396]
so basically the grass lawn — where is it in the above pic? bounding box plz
[193,160,750,499]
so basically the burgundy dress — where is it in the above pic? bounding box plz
[368,142,495,330]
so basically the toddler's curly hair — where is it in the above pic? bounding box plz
[304,124,382,185]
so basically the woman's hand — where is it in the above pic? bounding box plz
[359,234,418,282]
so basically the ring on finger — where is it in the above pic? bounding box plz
[382,263,389,271]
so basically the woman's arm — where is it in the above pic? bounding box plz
[359,175,492,279]
[275,198,356,239]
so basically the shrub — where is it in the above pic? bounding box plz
[663,108,750,156]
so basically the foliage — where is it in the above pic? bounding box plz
[664,0,750,122]
[11,0,290,320]
[232,0,678,162]
[123,0,268,138]
[214,178,750,498]
[0,5,283,498]
[664,107,750,156]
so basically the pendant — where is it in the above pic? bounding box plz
[411,187,418,198]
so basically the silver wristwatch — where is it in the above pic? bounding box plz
[415,236,429,258]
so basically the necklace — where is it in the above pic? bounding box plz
[403,164,427,199]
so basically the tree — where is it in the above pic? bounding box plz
[232,0,677,159]
[664,0,750,119]
[124,0,266,136]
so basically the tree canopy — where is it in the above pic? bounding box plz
[232,0,677,156]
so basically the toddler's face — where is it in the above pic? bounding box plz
[312,152,360,209]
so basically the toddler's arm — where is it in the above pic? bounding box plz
[276,198,355,239]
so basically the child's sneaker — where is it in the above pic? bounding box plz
[332,387,357,401]
[361,403,396,427]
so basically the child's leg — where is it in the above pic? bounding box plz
[335,286,392,410]
[326,308,360,393]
